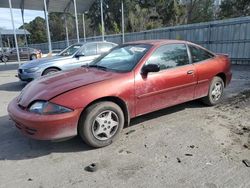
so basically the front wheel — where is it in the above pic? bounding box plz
[42,68,60,76]
[78,101,124,148]
[202,76,224,106]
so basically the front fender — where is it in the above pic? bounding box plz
[49,73,136,118]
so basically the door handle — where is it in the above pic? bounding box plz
[187,70,194,75]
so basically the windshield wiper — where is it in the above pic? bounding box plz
[87,65,108,71]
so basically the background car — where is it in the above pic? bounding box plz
[17,41,117,81]
[8,40,232,148]
[41,49,62,58]
[1,47,42,62]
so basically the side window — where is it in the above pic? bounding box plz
[189,45,214,63]
[146,44,189,70]
[98,43,114,54]
[84,43,97,56]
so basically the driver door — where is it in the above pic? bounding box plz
[135,43,198,116]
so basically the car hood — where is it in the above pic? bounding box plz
[17,68,120,107]
[20,55,72,69]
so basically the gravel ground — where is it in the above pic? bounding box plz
[0,62,249,188]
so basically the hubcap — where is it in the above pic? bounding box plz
[211,82,222,101]
[2,57,7,62]
[46,70,58,75]
[92,110,119,141]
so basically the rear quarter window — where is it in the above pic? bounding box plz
[84,43,97,56]
[189,45,214,63]
[98,43,115,54]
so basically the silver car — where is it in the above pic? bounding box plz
[18,41,117,81]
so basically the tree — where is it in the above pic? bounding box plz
[19,0,241,43]
[49,12,65,42]
[219,0,250,19]
[180,0,214,24]
[20,17,47,44]
[19,13,78,44]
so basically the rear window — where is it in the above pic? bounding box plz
[189,45,214,63]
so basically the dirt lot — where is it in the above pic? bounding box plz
[0,62,249,188]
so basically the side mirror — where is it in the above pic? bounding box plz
[141,64,160,75]
[75,53,84,58]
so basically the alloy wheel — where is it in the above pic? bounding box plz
[92,110,119,141]
[211,81,223,101]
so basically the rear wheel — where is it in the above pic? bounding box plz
[30,54,37,60]
[42,68,60,76]
[202,76,224,106]
[1,56,8,63]
[78,101,124,148]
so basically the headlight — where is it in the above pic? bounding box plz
[28,101,73,115]
[25,67,40,73]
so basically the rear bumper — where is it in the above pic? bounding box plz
[8,98,82,140]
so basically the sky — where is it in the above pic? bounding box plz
[0,8,44,30]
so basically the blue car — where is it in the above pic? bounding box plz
[18,41,117,81]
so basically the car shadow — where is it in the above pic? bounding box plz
[0,115,93,161]
[0,100,206,161]
[129,100,206,127]
[0,62,19,71]
[0,81,26,92]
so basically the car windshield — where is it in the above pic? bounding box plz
[89,44,152,72]
[58,44,82,56]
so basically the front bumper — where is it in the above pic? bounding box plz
[8,98,82,140]
[18,69,41,81]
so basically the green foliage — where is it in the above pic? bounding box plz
[49,12,65,42]
[185,0,214,24]
[219,0,250,19]
[112,21,120,34]
[20,17,47,44]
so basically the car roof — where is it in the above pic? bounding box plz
[124,39,215,55]
[73,41,117,45]
[125,39,191,46]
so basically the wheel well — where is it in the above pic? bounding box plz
[216,73,226,86]
[42,67,61,75]
[80,96,130,128]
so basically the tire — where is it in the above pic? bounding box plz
[30,54,37,60]
[42,68,60,76]
[202,76,224,106]
[1,56,8,63]
[78,101,125,148]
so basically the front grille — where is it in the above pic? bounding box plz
[18,104,26,110]
[18,69,23,74]
[15,122,37,135]
[25,127,37,135]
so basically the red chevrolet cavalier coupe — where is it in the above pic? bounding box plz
[8,40,232,147]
